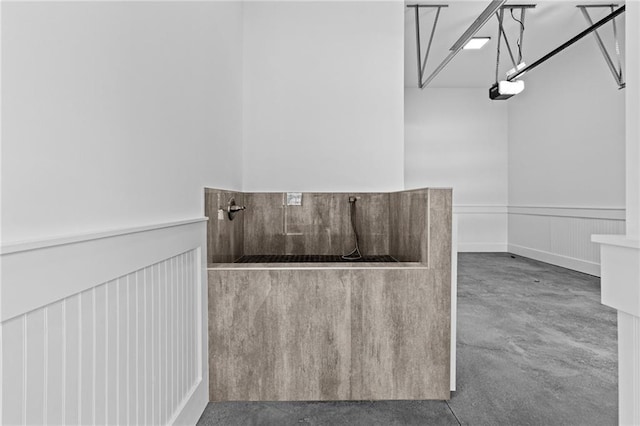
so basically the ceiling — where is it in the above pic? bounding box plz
[404,0,626,88]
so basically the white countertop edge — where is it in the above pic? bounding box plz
[592,234,640,249]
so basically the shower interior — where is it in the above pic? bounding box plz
[204,189,432,264]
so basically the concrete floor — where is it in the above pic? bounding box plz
[197,253,618,426]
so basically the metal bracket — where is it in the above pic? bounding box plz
[577,4,625,89]
[407,4,448,89]
[494,5,535,84]
[409,0,509,89]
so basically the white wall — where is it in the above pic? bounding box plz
[405,88,509,251]
[1,2,244,424]
[508,46,626,209]
[1,1,244,244]
[507,18,626,275]
[241,1,405,192]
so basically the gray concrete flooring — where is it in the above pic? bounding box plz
[198,253,618,426]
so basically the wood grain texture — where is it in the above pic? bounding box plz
[283,193,351,255]
[243,193,286,255]
[428,189,453,271]
[351,269,450,400]
[205,188,244,263]
[389,189,429,262]
[208,267,450,401]
[208,189,451,263]
[209,269,352,401]
[242,193,390,257]
[352,193,390,256]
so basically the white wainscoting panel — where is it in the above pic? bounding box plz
[453,205,508,252]
[508,207,626,276]
[1,219,209,425]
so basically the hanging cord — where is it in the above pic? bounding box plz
[342,197,362,261]
[510,8,525,64]
[495,10,503,84]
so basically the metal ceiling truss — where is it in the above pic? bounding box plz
[577,4,625,89]
[409,1,626,91]
[408,0,508,89]
[407,4,448,89]
[506,5,626,83]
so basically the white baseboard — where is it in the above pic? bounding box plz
[171,378,209,426]
[508,244,601,276]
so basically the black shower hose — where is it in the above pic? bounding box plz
[341,197,363,260]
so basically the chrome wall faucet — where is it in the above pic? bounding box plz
[227,197,246,220]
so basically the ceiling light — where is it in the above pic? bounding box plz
[489,80,525,100]
[463,37,491,50]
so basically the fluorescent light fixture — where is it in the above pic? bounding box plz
[463,37,491,50]
[489,80,525,100]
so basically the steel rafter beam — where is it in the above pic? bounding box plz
[410,0,507,89]
[407,4,448,89]
[507,5,626,82]
[578,4,625,89]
